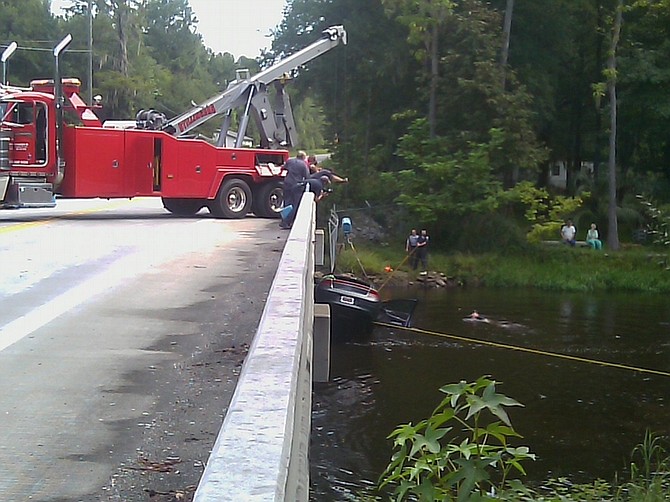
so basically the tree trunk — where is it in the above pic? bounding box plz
[593,0,604,180]
[500,0,514,89]
[116,1,129,76]
[428,23,439,138]
[606,0,623,251]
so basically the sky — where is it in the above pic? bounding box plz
[50,0,287,59]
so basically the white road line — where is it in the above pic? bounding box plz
[0,216,242,353]
[0,253,153,352]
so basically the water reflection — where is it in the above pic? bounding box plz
[310,288,670,501]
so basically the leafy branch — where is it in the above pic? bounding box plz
[379,376,534,501]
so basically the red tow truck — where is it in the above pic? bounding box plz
[0,26,347,218]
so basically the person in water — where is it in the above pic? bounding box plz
[464,310,489,322]
[463,310,526,330]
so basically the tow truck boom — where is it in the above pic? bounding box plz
[155,25,347,149]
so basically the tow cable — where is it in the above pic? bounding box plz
[344,235,369,280]
[378,249,415,292]
[373,321,670,378]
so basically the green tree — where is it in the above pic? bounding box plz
[500,0,514,88]
[594,0,625,250]
[491,0,605,194]
[617,0,670,194]
[381,120,503,226]
[0,0,59,85]
[271,0,419,204]
[606,0,623,250]
[381,0,454,138]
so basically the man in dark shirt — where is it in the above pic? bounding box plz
[416,229,430,274]
[305,175,331,201]
[281,175,330,229]
[280,151,309,228]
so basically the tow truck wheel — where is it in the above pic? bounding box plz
[209,178,252,219]
[253,181,284,218]
[162,198,204,216]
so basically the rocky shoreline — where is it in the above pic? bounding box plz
[315,269,461,289]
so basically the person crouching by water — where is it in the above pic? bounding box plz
[406,229,419,270]
[586,223,602,250]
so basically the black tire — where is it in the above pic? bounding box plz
[162,197,204,216]
[252,181,284,218]
[209,178,252,219]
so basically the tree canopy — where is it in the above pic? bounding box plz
[2,0,669,249]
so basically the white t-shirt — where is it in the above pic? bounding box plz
[561,225,576,240]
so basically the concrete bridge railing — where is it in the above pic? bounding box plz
[193,192,320,501]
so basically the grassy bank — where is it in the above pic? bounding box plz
[333,242,670,292]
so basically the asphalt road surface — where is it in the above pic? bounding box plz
[0,198,287,502]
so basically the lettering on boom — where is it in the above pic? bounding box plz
[177,104,217,133]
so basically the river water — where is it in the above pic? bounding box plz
[309,287,670,501]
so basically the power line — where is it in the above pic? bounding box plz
[0,46,90,54]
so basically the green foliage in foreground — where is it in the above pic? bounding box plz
[379,376,534,501]
[374,379,670,502]
[333,242,670,293]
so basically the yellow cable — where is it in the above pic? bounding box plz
[347,237,369,280]
[374,321,670,378]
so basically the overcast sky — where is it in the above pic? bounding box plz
[50,0,287,59]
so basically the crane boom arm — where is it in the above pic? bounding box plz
[163,25,347,141]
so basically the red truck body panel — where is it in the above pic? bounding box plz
[56,125,287,200]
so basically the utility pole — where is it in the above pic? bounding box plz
[88,0,93,104]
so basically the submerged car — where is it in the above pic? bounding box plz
[315,274,417,339]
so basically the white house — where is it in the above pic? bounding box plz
[549,160,594,189]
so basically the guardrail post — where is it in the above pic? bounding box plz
[313,303,331,382]
[314,228,325,266]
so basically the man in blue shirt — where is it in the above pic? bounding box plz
[406,229,420,270]
[280,151,309,229]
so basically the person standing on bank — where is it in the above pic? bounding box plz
[586,223,603,250]
[406,229,420,270]
[416,229,430,274]
[280,151,309,229]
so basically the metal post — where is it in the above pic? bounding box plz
[88,0,93,104]
[235,86,255,148]
[1,42,18,85]
[53,34,73,186]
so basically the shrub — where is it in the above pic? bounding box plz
[379,376,535,501]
